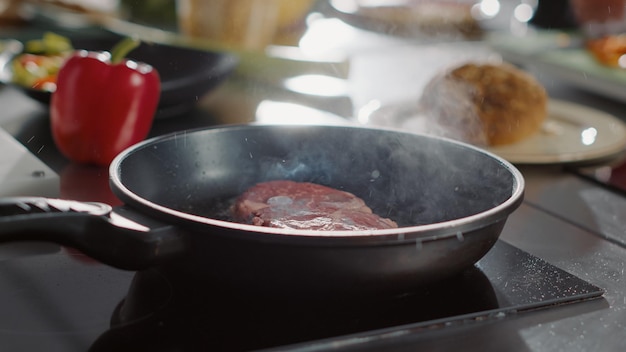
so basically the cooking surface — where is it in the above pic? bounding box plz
[0,240,602,352]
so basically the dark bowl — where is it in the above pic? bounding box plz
[1,35,238,118]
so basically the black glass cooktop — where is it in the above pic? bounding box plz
[0,240,603,351]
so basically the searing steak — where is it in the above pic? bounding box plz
[233,180,398,231]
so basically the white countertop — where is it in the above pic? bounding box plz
[0,126,58,197]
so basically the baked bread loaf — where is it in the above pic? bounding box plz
[418,62,548,146]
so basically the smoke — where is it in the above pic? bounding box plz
[231,126,513,227]
[117,125,515,228]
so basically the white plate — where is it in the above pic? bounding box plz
[362,99,626,164]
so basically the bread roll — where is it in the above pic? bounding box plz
[419,63,548,146]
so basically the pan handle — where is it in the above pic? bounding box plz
[0,197,187,270]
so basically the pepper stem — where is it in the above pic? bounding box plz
[110,37,140,64]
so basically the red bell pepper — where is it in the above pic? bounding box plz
[50,38,160,166]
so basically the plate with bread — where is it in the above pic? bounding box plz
[359,62,626,164]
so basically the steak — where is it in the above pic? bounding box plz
[232,180,398,231]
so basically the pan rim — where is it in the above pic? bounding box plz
[109,124,525,242]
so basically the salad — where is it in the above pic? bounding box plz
[11,32,73,92]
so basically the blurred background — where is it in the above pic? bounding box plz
[2,0,626,141]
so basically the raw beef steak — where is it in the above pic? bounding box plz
[233,180,397,231]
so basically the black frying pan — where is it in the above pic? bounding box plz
[0,124,524,297]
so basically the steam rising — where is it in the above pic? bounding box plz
[117,125,515,229]
[361,63,490,147]
[230,126,511,227]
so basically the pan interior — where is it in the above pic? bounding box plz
[113,125,518,228]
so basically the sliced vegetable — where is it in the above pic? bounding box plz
[24,32,73,55]
[10,32,73,91]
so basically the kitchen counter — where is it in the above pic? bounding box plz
[1,6,626,352]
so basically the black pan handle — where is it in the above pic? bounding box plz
[0,197,188,270]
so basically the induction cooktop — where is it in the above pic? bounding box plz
[0,240,603,351]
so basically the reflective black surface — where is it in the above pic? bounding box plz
[0,240,602,351]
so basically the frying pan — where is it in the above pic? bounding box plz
[0,124,524,297]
